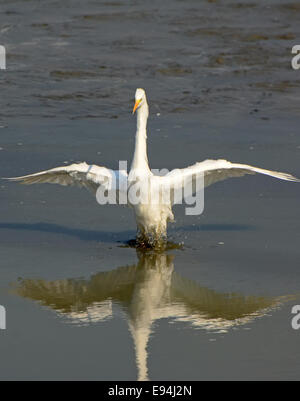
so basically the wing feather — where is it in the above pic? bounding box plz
[4,162,128,198]
[161,159,299,204]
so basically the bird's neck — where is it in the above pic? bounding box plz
[131,103,150,174]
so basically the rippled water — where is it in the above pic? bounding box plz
[0,0,300,380]
[1,0,300,119]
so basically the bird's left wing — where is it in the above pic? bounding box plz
[5,162,128,197]
[160,159,299,204]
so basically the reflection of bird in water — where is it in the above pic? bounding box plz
[14,250,291,381]
[6,88,299,247]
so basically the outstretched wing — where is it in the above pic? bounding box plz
[15,264,138,316]
[5,162,128,197]
[160,159,299,203]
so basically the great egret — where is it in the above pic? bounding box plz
[15,250,286,381]
[6,88,299,247]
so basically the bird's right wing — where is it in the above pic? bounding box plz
[5,162,128,199]
[15,264,138,316]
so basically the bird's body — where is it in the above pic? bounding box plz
[6,88,299,247]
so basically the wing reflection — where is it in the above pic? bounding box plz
[14,250,288,381]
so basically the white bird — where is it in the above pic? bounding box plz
[15,250,289,380]
[6,88,299,247]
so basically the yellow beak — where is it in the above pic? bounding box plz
[132,99,142,114]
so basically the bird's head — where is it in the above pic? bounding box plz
[133,88,147,114]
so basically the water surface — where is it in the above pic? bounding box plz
[0,0,300,381]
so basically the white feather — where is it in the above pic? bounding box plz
[5,89,299,246]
